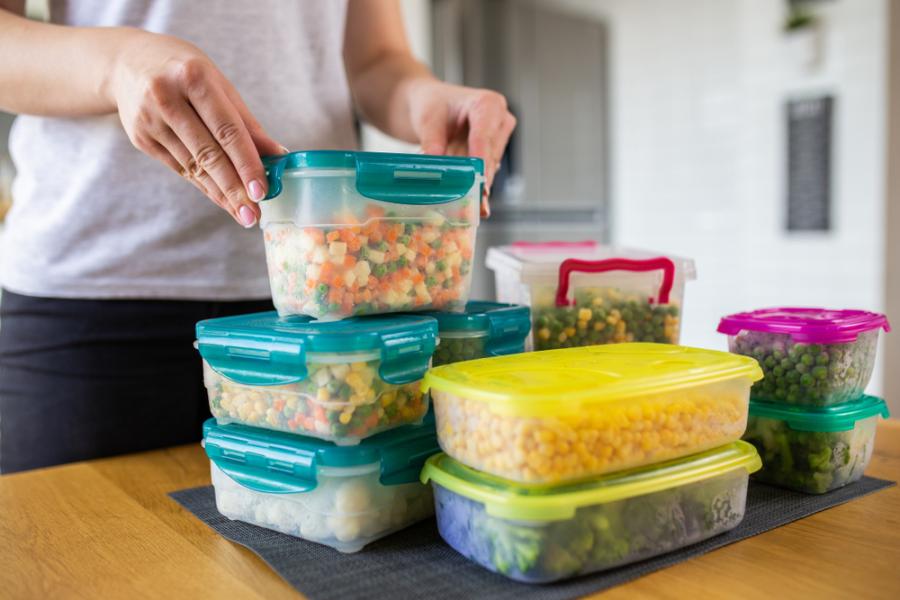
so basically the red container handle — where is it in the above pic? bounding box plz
[511,240,598,251]
[555,257,676,307]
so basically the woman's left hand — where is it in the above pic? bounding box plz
[406,80,516,217]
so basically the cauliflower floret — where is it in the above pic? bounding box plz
[355,260,371,282]
[329,241,347,258]
[367,250,386,265]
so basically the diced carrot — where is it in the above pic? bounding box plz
[319,262,334,282]
[366,205,386,218]
[461,245,473,260]
[314,406,326,422]
[416,256,427,268]
[452,266,461,280]
[350,282,360,293]
[344,254,357,268]
[332,275,344,289]
[363,290,373,302]
[385,227,399,243]
[413,297,423,306]
[305,228,326,244]
[326,231,341,243]
[368,276,378,288]
[328,288,342,303]
[369,229,383,243]
[412,272,424,284]
[341,296,353,314]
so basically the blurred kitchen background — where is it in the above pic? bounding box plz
[1,0,898,412]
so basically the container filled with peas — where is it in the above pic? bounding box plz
[421,300,531,366]
[486,242,695,351]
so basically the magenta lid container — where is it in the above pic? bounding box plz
[717,308,890,344]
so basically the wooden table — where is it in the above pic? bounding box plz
[2,422,899,600]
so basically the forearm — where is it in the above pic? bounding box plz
[0,8,132,116]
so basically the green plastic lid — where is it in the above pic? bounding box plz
[262,150,485,204]
[421,301,531,356]
[748,395,890,432]
[196,311,437,387]
[203,414,438,494]
[421,442,761,521]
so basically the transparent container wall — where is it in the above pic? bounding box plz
[493,269,685,352]
[203,357,428,445]
[432,377,750,484]
[261,172,479,320]
[432,468,749,583]
[432,332,489,366]
[211,462,434,553]
[742,415,877,494]
[727,330,880,407]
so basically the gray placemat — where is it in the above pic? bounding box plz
[170,477,893,600]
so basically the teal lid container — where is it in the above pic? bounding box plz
[424,301,531,354]
[203,413,439,494]
[196,311,438,386]
[748,395,889,432]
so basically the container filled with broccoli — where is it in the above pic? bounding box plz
[421,443,760,583]
[718,308,890,406]
[421,300,531,366]
[204,416,438,553]
[196,311,437,445]
[486,242,695,351]
[742,395,889,494]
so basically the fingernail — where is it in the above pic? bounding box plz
[248,180,265,202]
[279,145,290,154]
[238,205,257,228]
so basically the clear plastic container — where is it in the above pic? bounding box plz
[196,311,437,445]
[421,300,531,366]
[423,343,762,484]
[718,308,890,406]
[742,395,889,494]
[421,443,761,583]
[260,151,483,320]
[486,242,696,351]
[204,417,438,553]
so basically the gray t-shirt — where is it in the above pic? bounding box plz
[1,0,357,300]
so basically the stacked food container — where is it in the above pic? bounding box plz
[486,242,695,350]
[718,308,891,493]
[195,150,530,552]
[420,343,764,582]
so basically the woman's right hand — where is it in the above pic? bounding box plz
[109,30,284,227]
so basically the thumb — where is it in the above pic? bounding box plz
[418,108,449,155]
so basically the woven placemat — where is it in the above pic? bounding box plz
[170,477,893,600]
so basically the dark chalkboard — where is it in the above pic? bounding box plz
[786,96,833,231]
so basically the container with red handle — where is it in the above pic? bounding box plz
[485,242,696,350]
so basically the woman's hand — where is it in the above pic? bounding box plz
[407,80,516,217]
[109,30,283,227]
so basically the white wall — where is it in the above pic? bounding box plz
[543,0,889,398]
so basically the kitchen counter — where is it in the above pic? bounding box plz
[1,421,899,599]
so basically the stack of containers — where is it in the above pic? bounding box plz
[718,308,891,494]
[195,150,493,552]
[486,242,695,350]
[420,343,764,582]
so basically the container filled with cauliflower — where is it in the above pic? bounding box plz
[196,311,437,445]
[423,343,762,484]
[486,242,695,350]
[718,307,890,407]
[421,300,532,366]
[421,442,761,583]
[742,395,889,494]
[204,417,439,553]
[260,150,482,320]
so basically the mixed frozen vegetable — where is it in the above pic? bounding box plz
[742,415,877,494]
[431,381,748,484]
[211,463,434,553]
[729,330,878,406]
[432,335,487,366]
[432,470,748,583]
[533,287,680,350]
[203,358,427,445]
[263,203,476,319]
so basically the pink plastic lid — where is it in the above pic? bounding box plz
[717,308,890,344]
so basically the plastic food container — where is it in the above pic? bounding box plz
[421,301,531,366]
[197,311,437,445]
[742,395,889,494]
[486,242,695,351]
[718,308,890,406]
[204,417,438,553]
[421,443,760,583]
[423,343,762,484]
[260,151,483,320]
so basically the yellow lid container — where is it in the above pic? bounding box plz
[423,343,762,484]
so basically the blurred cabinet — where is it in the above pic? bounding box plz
[431,0,609,298]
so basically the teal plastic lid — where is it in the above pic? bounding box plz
[749,395,890,432]
[196,311,438,387]
[203,414,438,494]
[262,150,484,204]
[422,301,531,356]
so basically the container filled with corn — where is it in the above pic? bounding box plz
[486,242,695,350]
[196,311,437,445]
[423,343,762,484]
